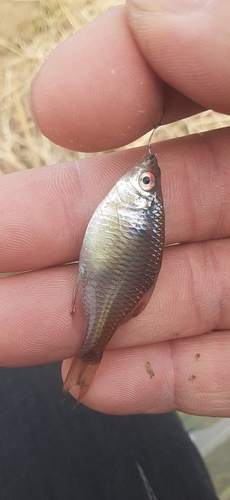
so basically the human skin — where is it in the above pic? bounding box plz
[1,0,230,415]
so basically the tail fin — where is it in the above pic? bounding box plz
[62,356,100,404]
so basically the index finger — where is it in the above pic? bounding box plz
[0,128,230,273]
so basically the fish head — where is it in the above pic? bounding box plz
[117,154,162,209]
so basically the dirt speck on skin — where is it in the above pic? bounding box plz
[195,353,200,360]
[189,375,196,382]
[146,362,155,379]
[172,333,179,337]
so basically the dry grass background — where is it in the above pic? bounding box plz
[1,0,230,175]
[0,0,122,172]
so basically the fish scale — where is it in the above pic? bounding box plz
[63,154,165,403]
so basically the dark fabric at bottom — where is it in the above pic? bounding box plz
[0,363,218,500]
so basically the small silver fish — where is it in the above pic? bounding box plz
[63,154,165,402]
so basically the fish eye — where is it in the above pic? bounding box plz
[139,172,156,191]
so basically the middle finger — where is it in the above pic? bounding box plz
[0,237,229,365]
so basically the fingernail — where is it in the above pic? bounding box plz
[130,0,211,13]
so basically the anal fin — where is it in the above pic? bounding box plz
[119,281,156,327]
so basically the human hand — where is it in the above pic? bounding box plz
[1,0,230,416]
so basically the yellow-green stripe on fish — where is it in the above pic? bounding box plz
[63,154,165,403]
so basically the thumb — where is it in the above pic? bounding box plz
[126,0,230,114]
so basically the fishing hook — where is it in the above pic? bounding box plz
[148,84,167,155]
[147,121,162,156]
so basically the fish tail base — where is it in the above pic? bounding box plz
[62,356,100,403]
